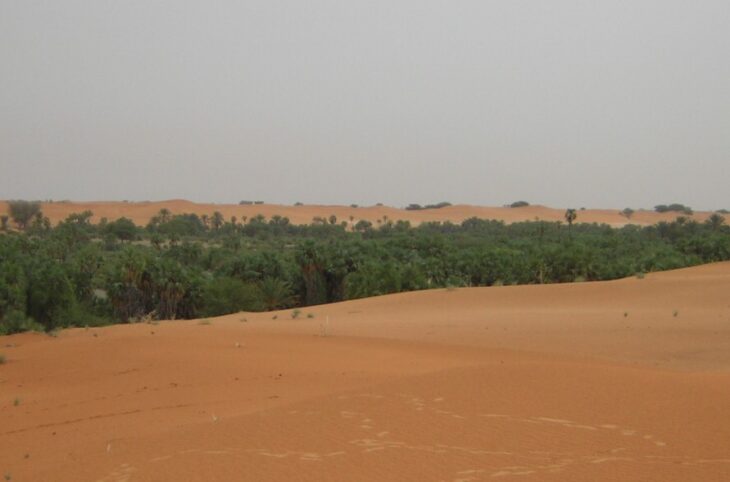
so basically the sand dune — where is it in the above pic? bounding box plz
[0,200,715,227]
[2,263,730,481]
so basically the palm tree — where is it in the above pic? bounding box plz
[564,209,577,238]
[258,278,296,310]
[211,211,224,230]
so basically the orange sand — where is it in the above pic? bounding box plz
[0,200,715,227]
[1,262,730,481]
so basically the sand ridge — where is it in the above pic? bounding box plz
[1,263,730,480]
[0,200,716,227]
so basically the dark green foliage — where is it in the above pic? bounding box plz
[655,204,693,215]
[565,209,577,225]
[1,207,729,335]
[406,202,452,210]
[510,201,530,208]
[103,217,138,241]
[620,208,635,219]
[200,278,262,317]
[258,278,296,310]
[8,200,42,230]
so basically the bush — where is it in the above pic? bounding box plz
[655,204,693,215]
[405,202,452,211]
[103,217,138,241]
[0,310,45,335]
[8,200,42,230]
[200,278,263,317]
[510,201,530,208]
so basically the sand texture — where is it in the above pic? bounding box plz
[2,262,730,481]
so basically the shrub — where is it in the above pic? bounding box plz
[8,200,42,230]
[655,204,693,215]
[510,201,530,208]
[200,278,263,317]
[103,217,138,241]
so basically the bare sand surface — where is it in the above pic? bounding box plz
[0,200,714,227]
[2,262,730,481]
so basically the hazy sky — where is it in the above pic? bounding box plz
[1,1,728,210]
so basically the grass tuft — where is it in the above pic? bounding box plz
[291,309,301,319]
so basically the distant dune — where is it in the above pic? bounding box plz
[0,199,715,227]
[2,262,729,481]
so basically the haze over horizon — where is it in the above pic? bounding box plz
[1,1,728,210]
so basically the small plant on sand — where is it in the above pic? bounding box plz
[0,354,5,364]
[673,310,679,317]
[635,272,645,279]
[13,398,21,407]
[306,313,315,319]
[623,311,629,318]
[4,472,11,481]
[47,329,60,338]
[239,317,247,322]
[291,309,301,319]
[198,319,212,326]
[272,314,278,320]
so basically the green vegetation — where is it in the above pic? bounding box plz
[509,201,530,208]
[0,205,728,335]
[405,202,452,210]
[8,200,43,231]
[655,204,693,215]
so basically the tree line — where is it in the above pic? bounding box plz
[1,202,728,335]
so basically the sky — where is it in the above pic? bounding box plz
[1,1,728,210]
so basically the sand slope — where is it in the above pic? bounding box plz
[2,263,730,481]
[0,200,715,227]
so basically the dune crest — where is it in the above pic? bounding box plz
[0,200,715,227]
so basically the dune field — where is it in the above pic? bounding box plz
[0,200,714,227]
[1,262,729,481]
